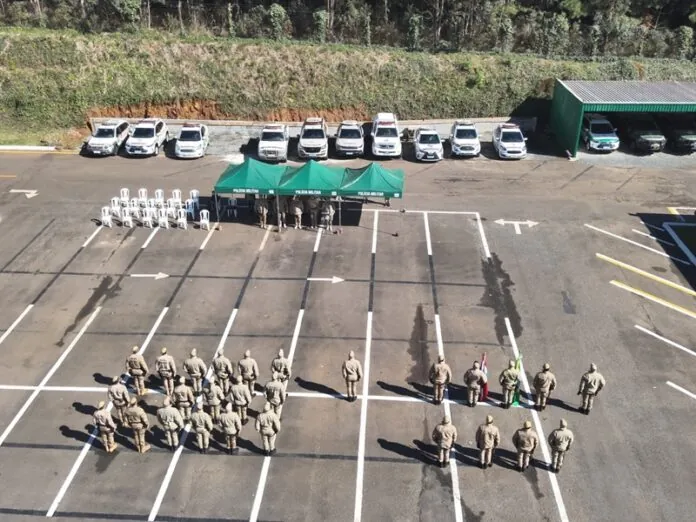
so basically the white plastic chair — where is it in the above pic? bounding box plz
[166,198,177,218]
[176,208,188,230]
[100,206,113,228]
[138,188,148,207]
[225,198,238,219]
[121,207,133,228]
[129,201,141,219]
[190,189,200,210]
[199,209,210,231]
[110,198,122,218]
[120,188,130,206]
[147,199,157,212]
[141,207,154,228]
[154,189,165,208]
[157,208,169,229]
[172,189,182,206]
[184,198,195,219]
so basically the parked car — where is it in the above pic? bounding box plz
[656,114,696,153]
[258,124,289,162]
[492,123,527,159]
[174,122,209,159]
[413,127,444,162]
[335,120,364,157]
[449,120,481,157]
[298,117,328,160]
[370,112,402,158]
[125,118,170,157]
[84,119,130,156]
[615,114,666,153]
[581,113,620,153]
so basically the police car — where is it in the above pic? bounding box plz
[174,123,209,159]
[84,119,130,156]
[125,118,170,157]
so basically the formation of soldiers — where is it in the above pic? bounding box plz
[254,195,336,231]
[429,356,605,473]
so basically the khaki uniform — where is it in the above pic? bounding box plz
[320,200,335,231]
[191,409,214,452]
[291,199,303,229]
[429,361,452,403]
[212,355,234,394]
[533,370,557,410]
[125,353,149,396]
[307,197,319,228]
[463,368,488,406]
[93,408,117,453]
[107,382,130,425]
[238,357,259,396]
[156,354,177,397]
[255,198,269,228]
[203,382,225,422]
[264,379,286,416]
[183,355,207,394]
[498,367,519,408]
[342,357,363,400]
[475,423,500,468]
[578,371,605,413]
[256,409,281,454]
[270,356,292,390]
[512,426,539,470]
[219,409,242,452]
[125,403,150,453]
[278,197,289,228]
[229,381,252,423]
[548,427,574,471]
[432,422,458,465]
[173,382,195,421]
[157,404,184,450]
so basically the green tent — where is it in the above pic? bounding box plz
[213,157,285,195]
[277,160,344,196]
[340,163,405,198]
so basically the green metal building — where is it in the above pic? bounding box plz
[550,80,696,156]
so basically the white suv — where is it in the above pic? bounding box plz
[84,119,130,156]
[258,124,289,162]
[371,113,402,158]
[298,117,328,160]
[125,118,169,157]
[492,123,527,159]
[450,120,481,157]
[335,120,364,157]
[175,123,209,159]
[414,127,444,162]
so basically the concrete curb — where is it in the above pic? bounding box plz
[0,145,57,152]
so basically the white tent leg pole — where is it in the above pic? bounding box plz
[276,196,281,234]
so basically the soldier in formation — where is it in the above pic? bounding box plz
[255,197,269,229]
[270,349,291,392]
[238,350,260,397]
[532,363,556,411]
[463,360,487,407]
[475,415,500,469]
[256,402,281,456]
[174,376,195,421]
[125,346,148,396]
[291,197,303,229]
[548,419,574,473]
[93,401,118,453]
[212,350,234,395]
[264,372,286,417]
[125,397,151,453]
[108,375,130,425]
[577,363,605,415]
[157,396,184,451]
[184,348,207,394]
[431,415,457,468]
[219,402,242,454]
[342,351,363,402]
[191,400,214,453]
[307,196,319,229]
[428,354,452,405]
[278,196,289,229]
[229,374,252,425]
[498,360,519,409]
[156,347,177,397]
[203,376,225,422]
[512,420,538,472]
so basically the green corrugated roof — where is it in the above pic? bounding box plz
[561,80,696,104]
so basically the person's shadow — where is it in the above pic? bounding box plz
[294,377,342,397]
[546,397,580,413]
[59,425,93,445]
[72,402,96,416]
[377,438,433,465]
[376,380,427,401]
[93,373,113,386]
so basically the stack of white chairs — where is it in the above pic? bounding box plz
[154,189,165,208]
[157,207,169,229]
[176,208,188,230]
[199,209,210,231]
[120,188,130,207]
[101,206,113,228]
[142,207,154,228]
[121,207,134,228]
[138,188,148,208]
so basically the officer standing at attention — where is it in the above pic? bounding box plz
[125,345,149,396]
[93,401,118,453]
[184,348,207,395]
[229,375,252,425]
[157,396,184,451]
[256,402,281,456]
[219,402,243,454]
[498,360,519,409]
[342,351,363,402]
[533,363,556,411]
[431,415,457,468]
[190,400,214,454]
[307,196,319,229]
[291,196,303,229]
[577,363,605,414]
[475,415,500,469]
[156,347,177,397]
[173,376,195,421]
[463,360,487,407]
[512,420,538,472]
[212,350,234,395]
[548,419,574,472]
[270,349,291,392]
[203,376,225,422]
[255,196,269,229]
[264,372,286,417]
[238,350,260,397]
[108,375,130,426]
[125,397,151,453]
[428,354,452,405]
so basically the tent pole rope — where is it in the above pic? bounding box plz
[338,197,342,234]
[276,195,281,234]
[214,192,219,222]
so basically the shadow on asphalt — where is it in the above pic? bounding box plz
[294,377,342,397]
[378,438,434,465]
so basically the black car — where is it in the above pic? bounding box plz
[614,114,667,154]
[656,114,696,153]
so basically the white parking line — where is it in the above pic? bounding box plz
[475,212,492,259]
[631,229,675,247]
[0,304,33,346]
[82,226,103,248]
[666,381,696,401]
[635,325,696,359]
[198,223,219,250]
[585,223,690,265]
[141,226,160,249]
[505,318,569,522]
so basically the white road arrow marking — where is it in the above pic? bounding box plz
[308,276,344,284]
[130,272,169,280]
[494,219,539,235]
[9,189,38,199]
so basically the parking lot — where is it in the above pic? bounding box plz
[0,151,695,521]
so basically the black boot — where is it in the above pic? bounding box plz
[488,463,493,468]
[231,447,239,454]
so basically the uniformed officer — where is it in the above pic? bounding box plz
[157,396,184,451]
[548,419,574,472]
[475,415,500,469]
[203,376,225,422]
[93,401,118,453]
[463,360,487,407]
[342,351,363,402]
[125,397,150,453]
[498,359,519,409]
[238,350,259,397]
[212,349,234,395]
[229,375,252,425]
[278,196,289,229]
[270,349,291,392]
[183,348,207,394]
[173,376,195,421]
[264,372,286,417]
[219,402,243,454]
[125,345,149,396]
[512,420,538,471]
[431,415,457,468]
[577,363,605,414]
[428,354,452,405]
[107,375,130,425]
[291,196,303,229]
[156,347,177,397]
[255,197,269,229]
[533,363,557,411]
[255,402,281,456]
[190,401,214,454]
[307,196,319,229]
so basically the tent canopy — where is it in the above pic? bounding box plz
[341,163,404,198]
[278,161,343,196]
[214,157,285,195]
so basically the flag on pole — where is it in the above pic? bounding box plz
[512,355,522,406]
[480,352,489,401]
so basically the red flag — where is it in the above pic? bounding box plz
[480,352,489,400]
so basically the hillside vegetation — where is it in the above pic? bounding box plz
[4,29,696,146]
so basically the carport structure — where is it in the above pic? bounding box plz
[550,80,696,156]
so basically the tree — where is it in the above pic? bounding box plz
[313,8,327,43]
[674,25,693,59]
[407,13,422,51]
[268,3,288,41]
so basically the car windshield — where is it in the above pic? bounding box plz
[132,127,155,138]
[261,131,285,142]
[455,128,477,139]
[339,128,361,139]
[632,119,659,132]
[376,127,398,138]
[418,134,440,144]
[590,123,614,134]
[178,130,201,141]
[501,131,524,143]
[302,128,325,139]
[95,128,116,138]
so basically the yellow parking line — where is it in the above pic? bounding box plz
[610,280,696,320]
[667,207,685,222]
[0,175,17,178]
[597,253,696,298]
